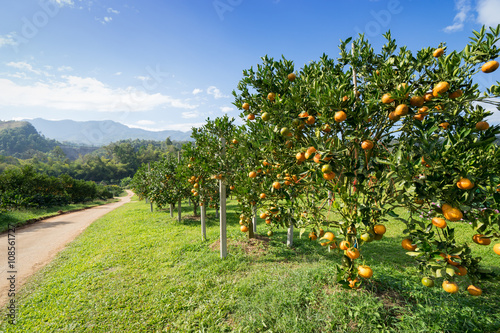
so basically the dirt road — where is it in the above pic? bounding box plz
[0,190,134,307]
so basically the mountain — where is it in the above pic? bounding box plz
[25,118,193,146]
[0,120,58,158]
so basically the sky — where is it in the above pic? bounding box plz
[0,0,499,134]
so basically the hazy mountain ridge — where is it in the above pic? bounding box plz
[26,118,193,145]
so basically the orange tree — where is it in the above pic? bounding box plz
[232,26,500,292]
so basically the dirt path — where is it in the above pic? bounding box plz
[0,190,134,307]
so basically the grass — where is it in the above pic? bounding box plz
[1,196,499,332]
[0,197,120,233]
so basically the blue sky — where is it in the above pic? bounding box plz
[0,0,499,133]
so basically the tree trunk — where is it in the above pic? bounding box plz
[201,202,206,241]
[169,203,174,218]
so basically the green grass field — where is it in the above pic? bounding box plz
[1,196,499,332]
[0,198,121,233]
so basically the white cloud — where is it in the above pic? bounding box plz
[57,65,73,72]
[114,72,122,76]
[444,0,471,33]
[0,76,198,112]
[192,88,203,95]
[477,0,500,27]
[52,0,74,7]
[135,76,148,81]
[0,33,17,48]
[107,8,120,14]
[207,86,229,99]
[104,16,112,23]
[220,106,234,113]
[182,111,200,119]
[137,120,155,125]
[6,61,46,76]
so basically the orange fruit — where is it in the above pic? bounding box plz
[242,102,250,110]
[339,240,350,250]
[442,280,458,294]
[439,122,450,130]
[422,277,435,287]
[323,172,335,180]
[249,171,257,178]
[423,92,434,101]
[433,81,450,97]
[494,243,500,255]
[373,224,386,235]
[260,212,268,219]
[265,218,271,224]
[456,265,467,276]
[319,229,325,237]
[431,217,447,229]
[475,121,489,131]
[472,234,491,245]
[232,139,238,144]
[334,111,347,122]
[322,124,332,132]
[361,140,374,150]
[449,90,463,99]
[443,207,463,221]
[433,48,444,57]
[467,285,482,296]
[247,113,255,120]
[313,154,322,164]
[401,239,417,251]
[305,115,315,125]
[481,60,499,73]
[288,73,296,81]
[267,92,276,101]
[441,203,452,212]
[446,255,460,266]
[456,178,474,190]
[348,277,360,289]
[322,232,335,242]
[272,181,281,190]
[240,225,248,232]
[259,193,266,199]
[358,265,373,279]
[418,106,429,114]
[381,93,394,104]
[230,185,235,190]
[346,248,360,259]
[261,112,270,121]
[413,114,425,121]
[388,111,400,121]
[309,232,318,241]
[394,104,409,117]
[298,111,309,118]
[410,96,424,107]
[296,152,306,162]
[304,147,317,159]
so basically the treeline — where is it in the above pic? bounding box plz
[0,139,187,185]
[0,165,121,209]
[0,121,58,158]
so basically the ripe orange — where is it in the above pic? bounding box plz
[334,111,347,122]
[230,185,235,190]
[472,234,491,245]
[381,93,394,104]
[305,115,315,125]
[358,265,373,279]
[394,104,409,116]
[259,193,266,199]
[288,73,296,81]
[401,238,417,251]
[247,113,255,120]
[242,102,250,110]
[418,106,429,114]
[439,122,450,130]
[457,178,474,190]
[322,124,332,132]
[456,265,467,276]
[423,92,434,101]
[475,121,489,131]
[346,248,360,259]
[339,240,351,250]
[446,255,460,266]
[410,96,424,107]
[260,212,268,219]
[348,277,360,289]
[323,172,335,180]
[305,146,317,159]
[441,203,452,212]
[267,92,276,101]
[322,232,335,242]
[313,154,322,163]
[443,207,463,221]
[373,224,386,235]
[433,81,450,97]
[388,111,400,121]
[296,152,306,162]
[433,48,444,57]
[249,171,257,178]
[361,140,374,150]
[298,111,309,118]
[431,217,447,229]
[494,243,500,255]
[467,285,482,296]
[449,90,463,99]
[240,225,248,232]
[481,60,499,73]
[309,232,318,240]
[265,218,271,224]
[413,114,425,121]
[442,280,458,294]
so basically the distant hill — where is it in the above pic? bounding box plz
[26,118,193,145]
[0,120,58,158]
